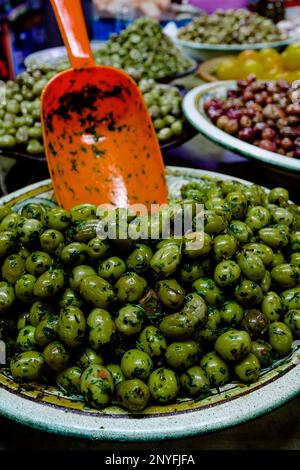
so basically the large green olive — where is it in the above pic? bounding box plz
[34,313,59,346]
[214,260,241,287]
[181,292,208,328]
[16,325,37,351]
[178,259,206,283]
[234,279,263,307]
[115,272,147,303]
[29,300,53,326]
[117,379,150,411]
[180,366,210,396]
[0,231,17,257]
[120,348,153,380]
[137,325,167,357]
[148,367,180,403]
[215,329,252,361]
[126,245,153,273]
[271,264,300,289]
[242,243,274,267]
[106,364,125,388]
[192,278,224,307]
[87,237,110,260]
[15,274,36,303]
[69,265,96,291]
[165,340,199,370]
[79,275,114,308]
[0,281,15,315]
[115,304,145,335]
[156,279,185,310]
[237,253,266,282]
[281,287,300,310]
[58,306,86,347]
[98,256,126,282]
[183,232,212,258]
[220,300,244,325]
[33,269,65,299]
[43,340,70,371]
[261,291,283,322]
[203,210,228,234]
[60,243,87,266]
[10,351,45,380]
[80,365,114,408]
[226,191,248,219]
[150,244,181,278]
[227,220,252,243]
[17,218,44,245]
[259,227,289,249]
[43,207,71,231]
[40,229,64,254]
[71,204,97,222]
[200,351,229,387]
[284,309,300,339]
[56,366,82,394]
[245,206,271,231]
[87,308,115,348]
[25,251,53,276]
[268,322,293,355]
[2,254,25,284]
[77,347,104,369]
[213,234,237,262]
[234,353,261,383]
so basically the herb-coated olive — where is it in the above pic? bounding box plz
[33,269,65,299]
[10,351,45,380]
[17,218,44,245]
[199,306,221,343]
[226,191,248,219]
[203,210,228,234]
[79,275,114,308]
[252,340,273,367]
[86,237,110,260]
[245,206,271,231]
[281,287,300,310]
[17,311,30,330]
[271,251,286,268]
[268,187,289,206]
[215,329,252,361]
[115,272,147,303]
[178,259,205,283]
[220,300,244,325]
[98,256,126,282]
[2,254,25,284]
[237,253,266,282]
[58,306,86,347]
[181,292,208,328]
[150,244,181,278]
[148,367,180,403]
[70,204,97,222]
[259,227,289,249]
[192,278,224,307]
[213,234,237,261]
[290,252,300,267]
[180,366,210,396]
[87,308,115,348]
[40,229,64,254]
[0,213,21,232]
[77,347,104,369]
[284,309,300,339]
[15,274,36,303]
[126,245,153,273]
[234,353,261,383]
[29,300,53,327]
[115,304,145,335]
[183,232,212,259]
[0,231,17,257]
[165,340,199,370]
[291,232,300,252]
[60,242,87,266]
[200,351,229,387]
[0,281,15,314]
[21,203,46,221]
[268,322,293,355]
[156,279,185,310]
[241,309,269,337]
[205,198,231,221]
[56,366,82,394]
[137,325,167,357]
[242,244,274,268]
[80,365,114,408]
[43,340,70,371]
[106,364,125,388]
[59,287,84,309]
[34,313,59,346]
[43,208,71,231]
[227,220,252,243]
[25,251,53,276]
[16,325,37,351]
[117,379,150,411]
[69,265,96,291]
[271,207,294,227]
[120,348,153,380]
[271,264,300,289]
[261,291,283,322]
[234,279,263,306]
[214,260,241,287]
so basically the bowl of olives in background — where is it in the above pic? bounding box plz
[0,166,299,441]
[173,9,294,61]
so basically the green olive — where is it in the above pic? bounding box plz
[215,329,252,361]
[34,313,59,346]
[29,300,53,327]
[77,347,104,369]
[0,281,15,314]
[58,306,86,347]
[98,256,126,282]
[234,353,261,383]
[79,275,114,308]
[150,244,181,278]
[115,304,145,335]
[43,340,70,371]
[59,287,84,309]
[87,308,115,348]
[284,309,300,339]
[0,213,21,232]
[10,351,45,380]
[43,208,71,231]
[80,365,114,408]
[271,264,300,289]
[245,206,271,231]
[220,300,244,325]
[148,367,180,403]
[70,204,97,222]
[183,232,212,258]
[126,245,153,273]
[40,229,64,254]
[2,254,25,284]
[16,325,37,351]
[17,311,30,330]
[200,351,229,387]
[69,265,96,291]
[203,210,228,234]
[237,252,266,282]
[115,272,147,303]
[137,325,167,357]
[178,259,206,283]
[156,279,185,310]
[226,191,248,219]
[165,340,199,370]
[261,291,283,322]
[33,269,65,299]
[271,207,293,227]
[259,227,289,249]
[56,366,82,394]
[281,287,300,310]
[251,340,273,367]
[268,322,293,355]
[17,218,44,245]
[213,234,237,262]
[87,237,110,260]
[181,292,208,328]
[21,203,46,221]
[291,232,300,252]
[15,274,36,303]
[214,260,241,287]
[120,348,153,380]
[25,251,53,276]
[0,231,17,257]
[234,279,263,307]
[271,251,286,268]
[117,379,150,411]
[268,187,289,206]
[227,220,252,243]
[192,278,224,307]
[290,252,300,267]
[60,243,87,266]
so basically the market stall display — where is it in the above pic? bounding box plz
[0,168,299,440]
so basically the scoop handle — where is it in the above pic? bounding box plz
[50,0,95,68]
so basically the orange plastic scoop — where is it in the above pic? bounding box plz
[41,0,168,210]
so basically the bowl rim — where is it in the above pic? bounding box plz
[174,36,296,51]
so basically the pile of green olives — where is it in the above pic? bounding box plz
[0,69,185,154]
[94,18,193,81]
[1,177,300,413]
[178,9,284,45]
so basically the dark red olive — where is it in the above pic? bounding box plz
[227,108,242,120]
[262,127,276,141]
[281,137,293,151]
[238,128,256,142]
[259,140,277,152]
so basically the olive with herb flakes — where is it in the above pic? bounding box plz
[117,378,150,411]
